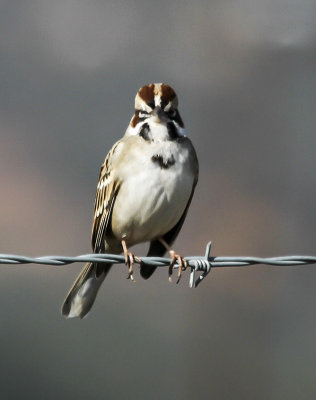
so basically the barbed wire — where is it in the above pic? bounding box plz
[0,243,315,288]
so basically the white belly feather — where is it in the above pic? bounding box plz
[111,140,194,246]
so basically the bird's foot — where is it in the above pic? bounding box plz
[168,250,188,284]
[158,238,187,284]
[121,239,141,282]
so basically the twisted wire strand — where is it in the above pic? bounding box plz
[0,242,315,288]
[1,253,315,267]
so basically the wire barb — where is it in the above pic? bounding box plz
[189,241,213,288]
[0,243,315,288]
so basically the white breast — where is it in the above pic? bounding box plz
[111,139,194,246]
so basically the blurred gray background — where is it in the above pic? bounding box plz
[0,1,315,399]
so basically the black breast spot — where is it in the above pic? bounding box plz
[151,154,175,169]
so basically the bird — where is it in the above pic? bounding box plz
[61,83,199,318]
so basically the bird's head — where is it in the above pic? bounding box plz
[126,83,185,140]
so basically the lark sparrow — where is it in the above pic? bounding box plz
[62,83,199,318]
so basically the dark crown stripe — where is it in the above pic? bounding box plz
[161,84,176,103]
[138,84,155,108]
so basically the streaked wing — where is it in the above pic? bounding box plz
[62,141,123,318]
[91,141,122,252]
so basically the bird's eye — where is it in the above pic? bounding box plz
[139,111,149,119]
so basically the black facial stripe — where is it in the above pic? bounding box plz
[173,109,184,127]
[152,154,175,169]
[147,100,155,109]
[167,122,180,140]
[160,98,168,110]
[139,123,151,141]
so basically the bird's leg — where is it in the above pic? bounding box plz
[121,238,141,282]
[159,238,188,284]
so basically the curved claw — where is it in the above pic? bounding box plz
[125,252,142,282]
[168,250,188,284]
[121,239,141,282]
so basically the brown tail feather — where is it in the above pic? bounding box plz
[61,262,112,318]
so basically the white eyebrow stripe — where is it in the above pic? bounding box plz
[164,101,172,112]
[140,101,152,112]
